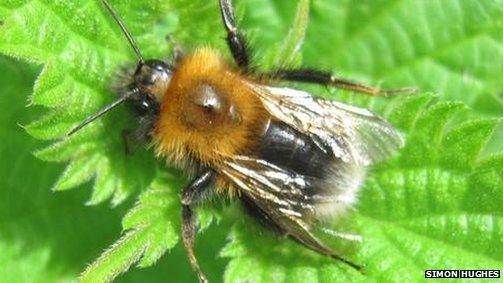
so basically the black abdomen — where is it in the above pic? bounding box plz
[258,120,333,178]
[240,119,335,231]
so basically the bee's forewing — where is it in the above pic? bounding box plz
[248,83,404,166]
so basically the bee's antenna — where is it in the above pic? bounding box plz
[67,92,133,137]
[102,0,145,64]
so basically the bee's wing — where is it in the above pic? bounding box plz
[220,155,362,259]
[248,84,404,166]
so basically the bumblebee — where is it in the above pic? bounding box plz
[69,1,411,282]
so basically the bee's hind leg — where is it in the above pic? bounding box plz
[181,170,216,283]
[263,69,417,96]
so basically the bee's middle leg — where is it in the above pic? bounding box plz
[181,170,216,283]
[262,69,417,96]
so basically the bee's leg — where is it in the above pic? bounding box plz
[181,170,216,283]
[219,0,250,71]
[121,129,133,155]
[263,69,417,96]
[120,116,154,155]
[240,194,364,273]
[291,234,365,273]
[240,194,284,233]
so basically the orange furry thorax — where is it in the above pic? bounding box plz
[153,48,270,172]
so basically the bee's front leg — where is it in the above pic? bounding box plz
[165,34,185,64]
[219,0,250,71]
[181,170,216,283]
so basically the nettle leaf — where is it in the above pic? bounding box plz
[79,172,218,282]
[274,0,310,68]
[0,54,132,282]
[79,175,180,283]
[302,0,503,118]
[1,0,502,282]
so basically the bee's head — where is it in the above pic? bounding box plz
[127,59,172,116]
[67,1,173,137]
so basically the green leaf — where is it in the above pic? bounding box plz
[274,0,310,68]
[440,119,499,171]
[302,0,503,117]
[79,176,180,283]
[0,54,127,282]
[1,0,502,282]
[79,172,218,282]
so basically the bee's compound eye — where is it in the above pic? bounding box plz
[135,94,158,116]
[139,99,150,112]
